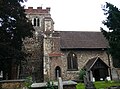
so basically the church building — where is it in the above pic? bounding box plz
[20,7,118,82]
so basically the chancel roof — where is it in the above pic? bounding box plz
[59,31,108,49]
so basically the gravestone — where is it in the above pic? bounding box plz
[84,73,96,89]
[58,77,63,89]
[111,68,119,80]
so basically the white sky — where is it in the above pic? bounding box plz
[23,0,120,31]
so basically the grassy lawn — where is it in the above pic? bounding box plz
[76,83,85,89]
[76,81,120,89]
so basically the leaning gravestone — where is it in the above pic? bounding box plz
[84,75,96,89]
[111,68,119,81]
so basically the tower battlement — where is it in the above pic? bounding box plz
[25,7,50,14]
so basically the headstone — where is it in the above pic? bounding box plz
[85,81,96,89]
[100,78,103,81]
[58,77,63,89]
[84,75,87,86]
[106,76,111,81]
[84,75,96,89]
[0,71,3,80]
[92,77,95,82]
[111,68,119,80]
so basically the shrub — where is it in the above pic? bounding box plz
[79,69,86,81]
[24,76,33,89]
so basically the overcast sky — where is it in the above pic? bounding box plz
[23,0,120,31]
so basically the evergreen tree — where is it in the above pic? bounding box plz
[0,0,34,79]
[101,2,120,68]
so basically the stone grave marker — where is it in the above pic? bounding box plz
[111,68,119,80]
[58,77,63,89]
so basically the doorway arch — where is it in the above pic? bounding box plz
[55,66,61,80]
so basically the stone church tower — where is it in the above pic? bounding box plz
[20,7,54,82]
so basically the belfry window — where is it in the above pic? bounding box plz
[37,18,40,26]
[67,52,78,70]
[33,18,36,26]
[33,18,40,27]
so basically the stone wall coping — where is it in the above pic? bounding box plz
[0,79,25,83]
[31,80,77,88]
[63,81,77,85]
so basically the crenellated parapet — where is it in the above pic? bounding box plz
[25,7,50,14]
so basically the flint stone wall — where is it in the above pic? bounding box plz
[49,49,112,81]
[0,80,25,89]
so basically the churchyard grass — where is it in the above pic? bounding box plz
[95,81,120,89]
[76,83,85,89]
[76,81,120,89]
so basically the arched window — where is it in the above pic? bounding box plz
[67,52,78,70]
[33,18,40,27]
[33,18,36,26]
[37,18,40,26]
[55,66,61,80]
